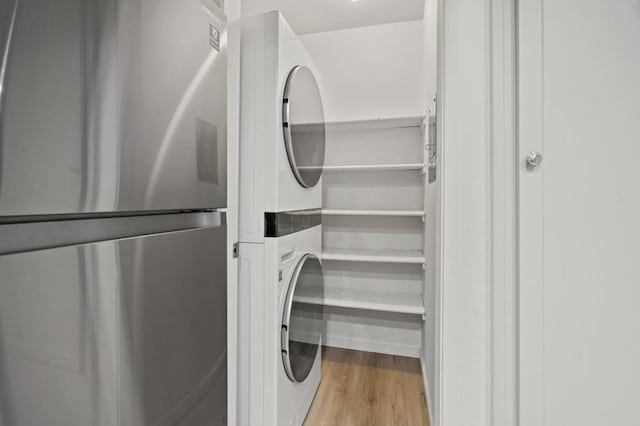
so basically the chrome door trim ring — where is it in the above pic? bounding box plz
[282,65,323,189]
[281,253,322,383]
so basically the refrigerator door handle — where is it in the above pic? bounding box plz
[0,211,226,255]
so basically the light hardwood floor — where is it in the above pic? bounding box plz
[304,347,429,426]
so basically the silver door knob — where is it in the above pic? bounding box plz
[526,152,544,167]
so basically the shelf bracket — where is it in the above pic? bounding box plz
[421,263,426,271]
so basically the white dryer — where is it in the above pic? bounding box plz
[238,11,326,243]
[238,221,324,426]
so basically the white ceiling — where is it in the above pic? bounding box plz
[241,0,425,35]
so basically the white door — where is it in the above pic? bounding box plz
[517,1,640,425]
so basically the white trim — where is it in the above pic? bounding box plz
[434,1,445,425]
[225,18,241,426]
[421,357,435,426]
[438,0,497,424]
[488,0,519,425]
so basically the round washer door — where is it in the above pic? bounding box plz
[282,66,326,189]
[281,254,324,383]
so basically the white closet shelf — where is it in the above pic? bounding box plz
[321,248,426,265]
[298,163,424,172]
[294,287,426,316]
[321,209,426,218]
[324,115,425,132]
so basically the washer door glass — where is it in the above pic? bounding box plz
[282,66,326,188]
[281,254,324,383]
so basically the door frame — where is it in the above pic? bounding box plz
[489,0,520,426]
[488,0,519,425]
[435,0,521,423]
[488,0,549,425]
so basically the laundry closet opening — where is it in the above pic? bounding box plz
[237,0,439,424]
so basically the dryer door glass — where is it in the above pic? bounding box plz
[281,254,324,383]
[282,66,326,188]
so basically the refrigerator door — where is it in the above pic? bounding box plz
[0,0,227,217]
[0,219,227,425]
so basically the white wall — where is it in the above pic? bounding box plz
[437,0,492,425]
[299,21,427,122]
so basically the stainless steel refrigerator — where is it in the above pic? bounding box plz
[0,0,228,425]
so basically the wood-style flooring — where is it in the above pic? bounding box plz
[304,347,430,426]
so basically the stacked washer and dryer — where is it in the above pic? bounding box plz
[237,12,327,426]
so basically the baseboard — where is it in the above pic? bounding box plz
[323,334,421,358]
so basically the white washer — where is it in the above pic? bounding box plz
[238,224,324,426]
[238,11,326,243]
[267,225,324,426]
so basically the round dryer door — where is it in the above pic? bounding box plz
[281,254,324,383]
[282,66,326,188]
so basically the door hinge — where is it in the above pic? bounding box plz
[232,242,239,258]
